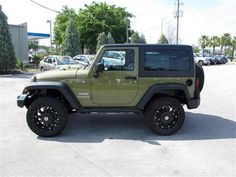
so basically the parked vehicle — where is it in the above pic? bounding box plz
[39,55,81,71]
[202,54,216,65]
[73,55,95,66]
[17,44,204,137]
[220,56,228,64]
[194,53,210,65]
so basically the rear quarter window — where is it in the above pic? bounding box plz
[139,46,194,77]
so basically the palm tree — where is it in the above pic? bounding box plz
[198,35,209,53]
[210,36,220,54]
[231,37,236,60]
[220,33,231,55]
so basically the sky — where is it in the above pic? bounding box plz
[0,0,236,46]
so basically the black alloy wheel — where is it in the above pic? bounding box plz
[145,97,185,136]
[27,97,68,137]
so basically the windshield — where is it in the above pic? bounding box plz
[56,56,78,65]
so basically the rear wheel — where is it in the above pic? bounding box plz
[145,97,185,136]
[26,97,68,137]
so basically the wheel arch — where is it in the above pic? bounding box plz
[22,81,81,110]
[136,83,190,110]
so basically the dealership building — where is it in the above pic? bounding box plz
[9,23,50,64]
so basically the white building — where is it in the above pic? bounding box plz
[9,23,28,63]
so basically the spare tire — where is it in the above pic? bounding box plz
[195,63,204,91]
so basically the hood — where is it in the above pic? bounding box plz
[34,66,84,81]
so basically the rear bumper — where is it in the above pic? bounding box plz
[17,94,28,108]
[187,98,200,109]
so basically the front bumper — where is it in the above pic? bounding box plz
[17,94,28,108]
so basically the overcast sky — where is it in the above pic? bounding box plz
[1,0,235,46]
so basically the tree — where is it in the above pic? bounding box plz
[130,32,146,44]
[198,35,209,53]
[61,19,80,57]
[28,40,39,54]
[231,37,236,60]
[0,5,16,72]
[140,34,147,44]
[166,25,176,44]
[53,6,79,51]
[210,36,220,54]
[96,32,115,51]
[157,34,169,44]
[220,33,231,55]
[78,2,133,53]
[107,32,115,44]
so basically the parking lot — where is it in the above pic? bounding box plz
[0,64,236,177]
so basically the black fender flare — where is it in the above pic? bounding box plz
[23,81,81,109]
[136,83,190,109]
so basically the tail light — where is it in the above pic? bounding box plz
[195,78,200,88]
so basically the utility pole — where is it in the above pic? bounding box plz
[175,0,183,44]
[126,14,129,43]
[176,0,179,44]
[47,20,52,52]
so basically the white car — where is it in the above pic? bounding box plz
[39,55,82,71]
[73,55,95,66]
[194,53,210,66]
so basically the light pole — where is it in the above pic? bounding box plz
[47,20,52,52]
[126,14,129,43]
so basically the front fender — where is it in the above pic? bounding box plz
[19,81,81,109]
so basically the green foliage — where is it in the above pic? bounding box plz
[210,36,220,54]
[28,40,39,52]
[107,32,115,44]
[16,59,25,70]
[77,2,133,53]
[61,19,80,57]
[0,5,16,72]
[193,46,200,53]
[130,32,146,44]
[53,6,79,50]
[231,37,236,59]
[96,32,115,51]
[198,35,209,51]
[220,33,231,55]
[157,34,169,44]
[33,54,43,68]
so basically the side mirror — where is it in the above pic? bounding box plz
[95,63,104,73]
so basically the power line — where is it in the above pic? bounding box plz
[141,19,175,33]
[30,0,59,13]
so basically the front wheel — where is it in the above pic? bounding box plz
[145,97,185,136]
[26,97,68,137]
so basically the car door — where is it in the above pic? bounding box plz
[90,48,138,106]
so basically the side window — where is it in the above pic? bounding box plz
[144,50,190,71]
[100,49,134,71]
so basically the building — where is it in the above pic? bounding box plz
[9,23,29,63]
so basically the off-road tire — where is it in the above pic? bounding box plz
[195,63,204,91]
[26,97,68,137]
[145,97,185,136]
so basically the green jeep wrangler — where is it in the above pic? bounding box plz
[17,44,204,137]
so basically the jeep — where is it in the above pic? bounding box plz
[17,44,204,137]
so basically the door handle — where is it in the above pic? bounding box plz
[124,76,137,80]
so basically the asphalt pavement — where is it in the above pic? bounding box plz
[0,65,235,177]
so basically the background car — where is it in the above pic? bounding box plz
[39,55,81,71]
[73,55,95,66]
[194,53,210,65]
